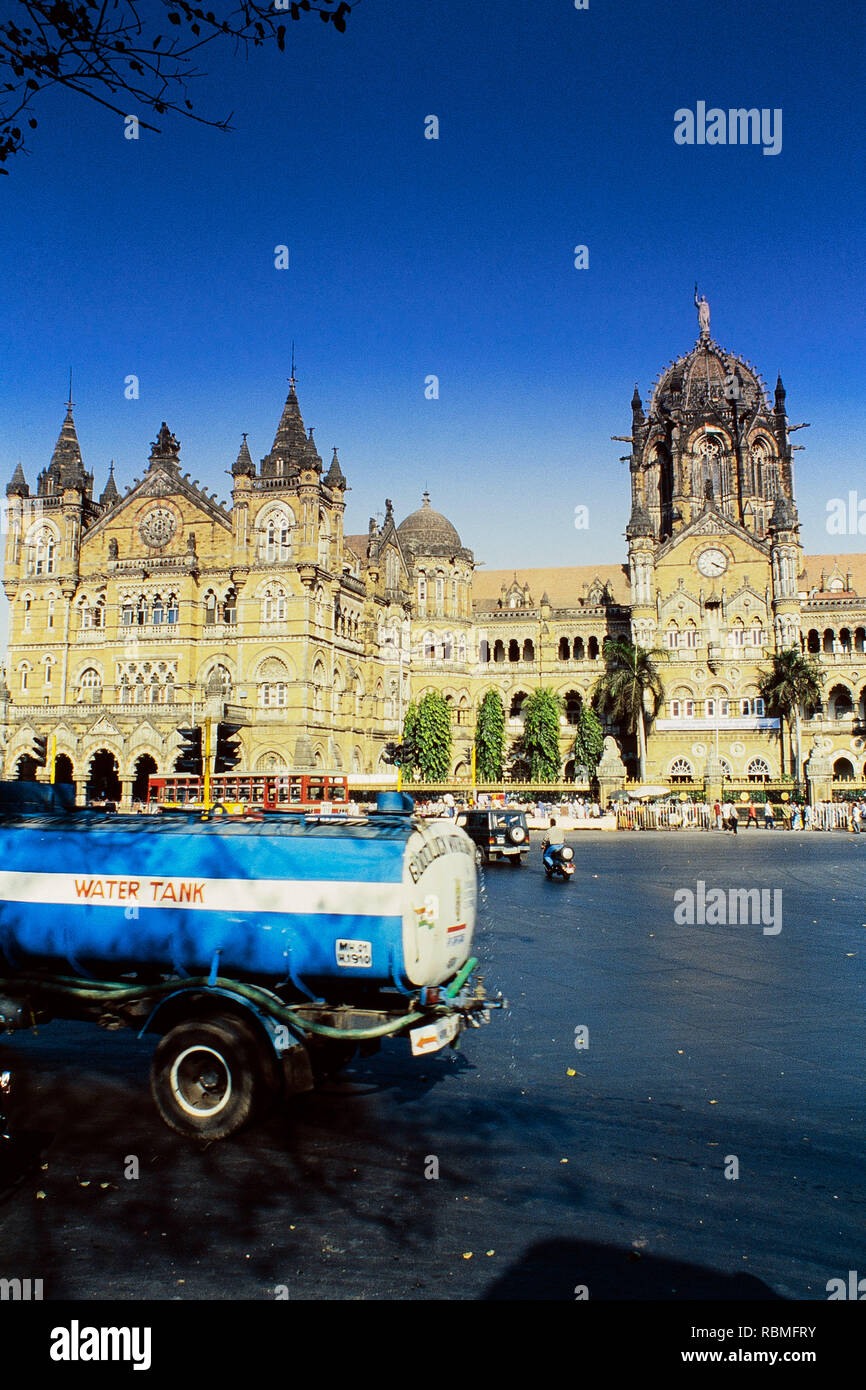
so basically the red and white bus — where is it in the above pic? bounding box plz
[147,772,351,814]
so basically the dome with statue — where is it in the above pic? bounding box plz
[648,336,770,417]
[647,290,771,417]
[397,491,467,557]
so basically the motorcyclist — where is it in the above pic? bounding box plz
[542,818,574,878]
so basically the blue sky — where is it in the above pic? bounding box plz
[1,0,863,651]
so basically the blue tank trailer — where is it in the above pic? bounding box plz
[0,788,501,1139]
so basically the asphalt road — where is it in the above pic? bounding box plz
[1,829,864,1302]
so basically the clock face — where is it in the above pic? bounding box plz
[697,547,728,578]
[140,506,177,549]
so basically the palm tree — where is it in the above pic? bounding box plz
[592,636,666,782]
[758,648,822,781]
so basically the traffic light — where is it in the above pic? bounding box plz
[383,741,415,767]
[31,734,48,767]
[213,721,243,774]
[175,726,203,775]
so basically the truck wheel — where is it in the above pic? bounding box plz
[150,1016,266,1140]
[474,846,485,867]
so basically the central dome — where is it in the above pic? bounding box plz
[649,336,769,416]
[397,492,463,555]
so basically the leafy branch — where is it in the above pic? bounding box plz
[0,0,357,170]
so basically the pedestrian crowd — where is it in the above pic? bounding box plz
[711,798,865,833]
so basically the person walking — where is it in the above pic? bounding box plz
[763,800,776,829]
[790,800,801,830]
[723,800,738,835]
[747,799,758,829]
[713,799,722,830]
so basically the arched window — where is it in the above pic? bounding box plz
[151,595,164,625]
[204,591,218,625]
[746,757,771,783]
[263,587,287,622]
[564,691,582,725]
[669,757,694,784]
[259,508,292,562]
[558,637,570,661]
[509,691,528,721]
[28,527,57,576]
[79,667,102,700]
[166,594,178,624]
[829,685,854,719]
[318,514,330,568]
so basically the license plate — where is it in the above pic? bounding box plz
[335,938,372,968]
[409,1013,461,1056]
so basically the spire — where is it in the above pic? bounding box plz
[325,445,346,489]
[232,433,255,478]
[774,373,787,413]
[99,461,120,508]
[261,376,309,477]
[6,461,29,498]
[47,398,86,488]
[304,425,322,473]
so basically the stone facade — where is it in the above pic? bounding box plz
[3,321,866,802]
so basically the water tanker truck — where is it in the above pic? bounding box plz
[0,787,500,1139]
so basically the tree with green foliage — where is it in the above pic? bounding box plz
[413,691,452,781]
[474,689,505,780]
[758,648,822,779]
[400,702,421,776]
[571,701,604,777]
[520,688,563,782]
[592,636,666,782]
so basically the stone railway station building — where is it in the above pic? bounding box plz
[3,309,865,804]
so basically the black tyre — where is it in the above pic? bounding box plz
[508,854,523,866]
[544,865,553,878]
[474,846,486,867]
[150,1016,269,1139]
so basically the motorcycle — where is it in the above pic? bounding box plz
[542,836,574,881]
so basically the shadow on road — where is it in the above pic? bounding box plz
[481,1237,786,1300]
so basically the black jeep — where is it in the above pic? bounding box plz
[457,808,529,866]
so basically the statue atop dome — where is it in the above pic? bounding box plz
[694,284,711,337]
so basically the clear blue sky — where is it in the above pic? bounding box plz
[1,0,863,653]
